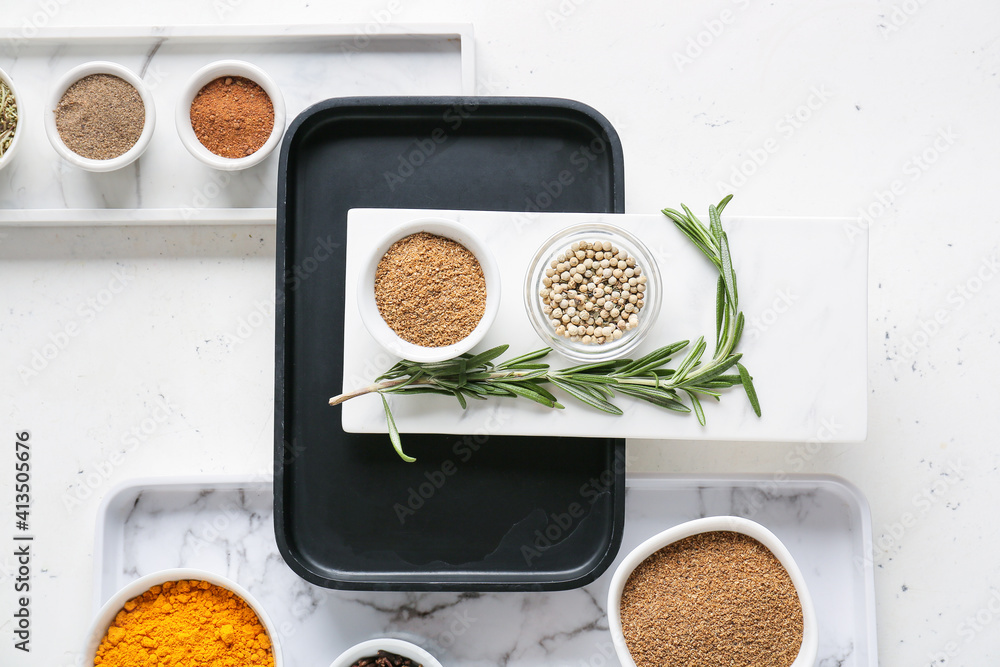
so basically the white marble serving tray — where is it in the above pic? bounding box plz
[342,208,868,442]
[93,474,877,667]
[0,24,474,221]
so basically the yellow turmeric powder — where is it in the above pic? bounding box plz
[94,579,275,667]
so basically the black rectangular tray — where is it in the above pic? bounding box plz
[274,96,626,591]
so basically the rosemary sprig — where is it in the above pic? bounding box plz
[329,196,761,461]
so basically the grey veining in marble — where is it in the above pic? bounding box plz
[0,25,471,214]
[100,475,876,666]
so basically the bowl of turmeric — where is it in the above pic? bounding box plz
[85,569,281,667]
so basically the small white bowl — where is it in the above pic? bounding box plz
[329,637,443,667]
[357,217,501,363]
[0,66,23,171]
[176,60,285,170]
[607,516,818,667]
[45,61,155,172]
[84,568,282,667]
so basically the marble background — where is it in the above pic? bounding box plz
[0,25,470,215]
[1,0,999,665]
[95,475,873,666]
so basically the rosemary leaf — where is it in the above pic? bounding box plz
[492,381,563,408]
[380,393,414,463]
[737,362,762,417]
[687,390,706,426]
[464,344,510,368]
[497,347,551,368]
[716,193,734,215]
[332,195,762,461]
[548,377,623,415]
[715,275,726,350]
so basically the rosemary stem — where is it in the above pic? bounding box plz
[328,369,537,405]
[327,376,422,405]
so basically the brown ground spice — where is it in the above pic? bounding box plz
[620,531,804,667]
[374,232,486,347]
[55,74,144,160]
[190,76,274,158]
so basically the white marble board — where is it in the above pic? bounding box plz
[93,474,876,666]
[342,208,868,442]
[0,24,474,221]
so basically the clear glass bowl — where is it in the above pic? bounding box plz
[523,222,662,362]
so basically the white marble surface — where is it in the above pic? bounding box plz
[342,208,867,441]
[0,24,471,214]
[92,474,874,667]
[1,1,999,666]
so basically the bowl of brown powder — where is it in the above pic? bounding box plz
[85,568,281,667]
[176,60,285,170]
[357,217,501,363]
[608,516,818,667]
[45,61,155,172]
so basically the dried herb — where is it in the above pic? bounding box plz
[55,74,144,160]
[0,79,17,156]
[330,196,761,461]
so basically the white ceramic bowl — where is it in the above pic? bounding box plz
[0,66,23,171]
[84,568,282,667]
[176,60,285,170]
[329,637,443,667]
[45,61,155,172]
[524,222,662,362]
[357,217,501,363]
[607,516,818,667]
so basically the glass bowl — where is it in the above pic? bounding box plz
[523,222,661,362]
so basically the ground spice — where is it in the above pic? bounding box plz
[190,76,274,158]
[350,650,422,667]
[374,232,486,347]
[620,531,803,667]
[55,74,144,160]
[94,579,274,667]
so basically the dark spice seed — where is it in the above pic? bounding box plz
[349,650,422,667]
[620,531,804,667]
[54,74,145,160]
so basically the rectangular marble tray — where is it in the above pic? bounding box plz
[93,473,877,667]
[342,208,868,442]
[0,24,474,222]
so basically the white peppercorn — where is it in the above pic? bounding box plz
[539,238,649,345]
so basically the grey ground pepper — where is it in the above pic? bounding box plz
[620,531,804,667]
[54,73,145,160]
